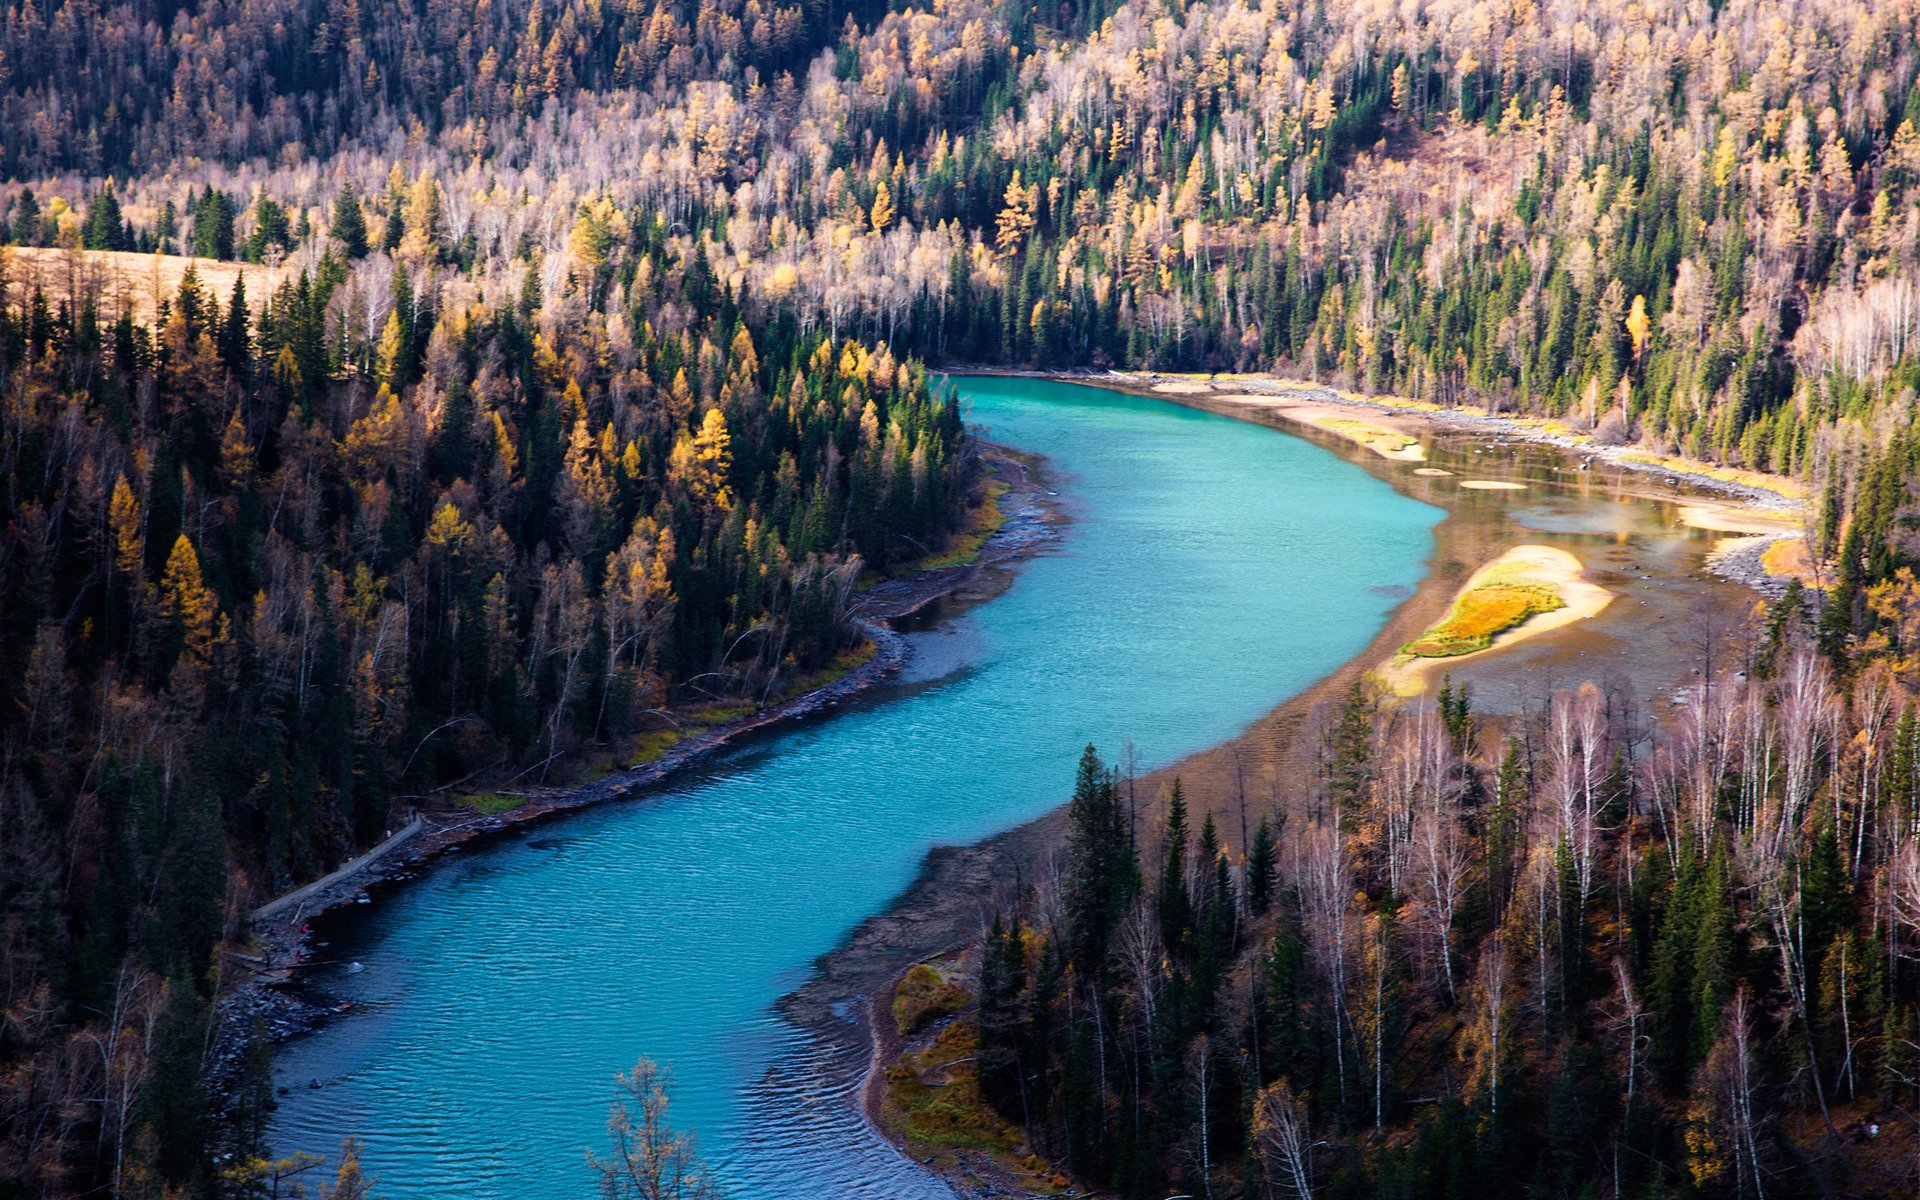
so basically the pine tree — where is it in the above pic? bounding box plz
[244,196,289,261]
[1247,815,1276,916]
[1329,682,1374,819]
[10,187,41,244]
[332,186,370,259]
[144,977,209,1184]
[192,189,236,259]
[1063,743,1137,978]
[1158,779,1193,956]
[978,914,1026,1114]
[81,182,126,250]
[1690,843,1739,1067]
[218,278,251,377]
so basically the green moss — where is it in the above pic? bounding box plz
[892,963,970,1035]
[884,1023,1068,1192]
[462,792,525,815]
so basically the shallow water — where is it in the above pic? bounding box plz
[267,377,1445,1198]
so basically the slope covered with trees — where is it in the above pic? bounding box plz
[964,633,1920,1197]
[13,0,1917,477]
[0,151,968,1200]
[6,0,1920,1195]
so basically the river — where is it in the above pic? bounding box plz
[268,376,1444,1198]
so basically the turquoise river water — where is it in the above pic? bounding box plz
[269,376,1443,1198]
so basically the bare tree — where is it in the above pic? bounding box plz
[1254,1079,1315,1199]
[586,1060,722,1200]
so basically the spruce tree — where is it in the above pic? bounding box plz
[192,189,235,259]
[81,182,126,250]
[1247,815,1276,916]
[1063,743,1137,979]
[331,186,370,259]
[1157,779,1193,957]
[10,187,40,244]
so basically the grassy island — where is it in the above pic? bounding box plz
[1403,573,1567,657]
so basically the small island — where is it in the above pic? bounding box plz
[1382,544,1611,694]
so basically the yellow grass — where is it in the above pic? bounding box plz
[1316,416,1427,462]
[624,727,685,766]
[1381,546,1611,696]
[1403,580,1566,657]
[764,640,876,704]
[1211,392,1427,462]
[1,245,282,325]
[1620,452,1810,500]
[918,478,1008,570]
[1761,536,1819,583]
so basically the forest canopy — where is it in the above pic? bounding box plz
[6,0,1920,1195]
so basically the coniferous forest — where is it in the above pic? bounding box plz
[6,0,1920,1195]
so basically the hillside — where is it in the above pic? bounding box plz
[6,0,1920,1196]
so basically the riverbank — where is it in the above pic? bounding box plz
[838,371,1803,1198]
[810,477,1480,1194]
[209,439,1064,1117]
[1082,371,1808,511]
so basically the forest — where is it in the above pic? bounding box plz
[4,0,1920,1194]
[0,160,968,1200]
[960,610,1920,1197]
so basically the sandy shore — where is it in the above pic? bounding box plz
[1178,388,1428,462]
[1676,502,1802,534]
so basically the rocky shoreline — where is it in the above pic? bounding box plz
[1706,533,1805,602]
[207,438,1065,1124]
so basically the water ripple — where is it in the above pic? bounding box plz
[270,378,1441,1198]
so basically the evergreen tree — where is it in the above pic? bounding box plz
[245,195,292,262]
[9,187,41,244]
[1062,743,1137,978]
[81,182,127,250]
[1247,815,1276,916]
[1157,779,1193,957]
[192,189,236,259]
[332,186,370,259]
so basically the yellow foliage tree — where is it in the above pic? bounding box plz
[1626,294,1652,361]
[160,534,218,664]
[109,476,143,578]
[668,408,734,510]
[375,311,407,387]
[995,169,1035,258]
